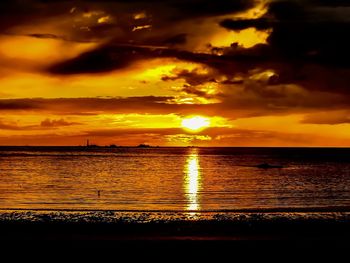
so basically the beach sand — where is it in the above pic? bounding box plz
[1,210,349,260]
[1,209,350,241]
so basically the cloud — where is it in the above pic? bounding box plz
[0,88,348,120]
[0,0,255,39]
[0,96,214,116]
[0,120,36,130]
[161,67,217,86]
[301,111,350,124]
[162,33,187,46]
[0,118,80,130]
[0,126,349,146]
[1,0,350,146]
[40,118,81,127]
[42,3,350,109]
[0,97,248,120]
[47,43,238,75]
[48,44,150,74]
[220,18,271,31]
[219,0,350,67]
[159,66,350,116]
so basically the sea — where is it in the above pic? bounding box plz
[0,146,350,212]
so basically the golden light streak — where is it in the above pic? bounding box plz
[234,0,269,19]
[184,149,201,211]
[98,16,111,24]
[109,114,181,128]
[132,25,152,32]
[82,11,103,19]
[165,134,211,145]
[133,12,147,20]
[209,27,272,49]
[0,36,96,64]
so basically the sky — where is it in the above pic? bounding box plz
[0,0,350,146]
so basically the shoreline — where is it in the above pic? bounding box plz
[1,210,350,241]
[1,206,350,213]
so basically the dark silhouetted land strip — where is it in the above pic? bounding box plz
[1,210,349,259]
[1,210,349,241]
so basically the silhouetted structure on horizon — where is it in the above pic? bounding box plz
[86,139,98,148]
[137,144,151,148]
[255,163,284,169]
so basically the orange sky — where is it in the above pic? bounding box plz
[1,0,350,146]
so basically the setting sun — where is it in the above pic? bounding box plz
[181,116,210,132]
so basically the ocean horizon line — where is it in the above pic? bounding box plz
[1,145,350,148]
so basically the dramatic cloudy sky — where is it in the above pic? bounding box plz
[0,0,350,146]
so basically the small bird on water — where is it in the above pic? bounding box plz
[97,190,101,197]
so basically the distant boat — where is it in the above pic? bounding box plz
[255,163,284,169]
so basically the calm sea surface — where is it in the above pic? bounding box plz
[0,147,350,211]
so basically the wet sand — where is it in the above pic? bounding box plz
[1,209,350,241]
[2,210,349,260]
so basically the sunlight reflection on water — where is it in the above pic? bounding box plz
[184,149,201,211]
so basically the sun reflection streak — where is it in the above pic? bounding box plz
[184,149,201,211]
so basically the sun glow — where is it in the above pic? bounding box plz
[181,116,210,132]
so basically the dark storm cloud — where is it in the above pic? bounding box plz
[220,18,271,30]
[0,0,71,32]
[3,0,350,118]
[44,0,350,91]
[162,0,254,18]
[48,43,244,74]
[49,45,138,74]
[311,0,350,6]
[80,0,254,18]
[0,0,254,32]
[0,0,256,59]
[211,0,350,104]
[162,33,187,46]
[220,0,350,67]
